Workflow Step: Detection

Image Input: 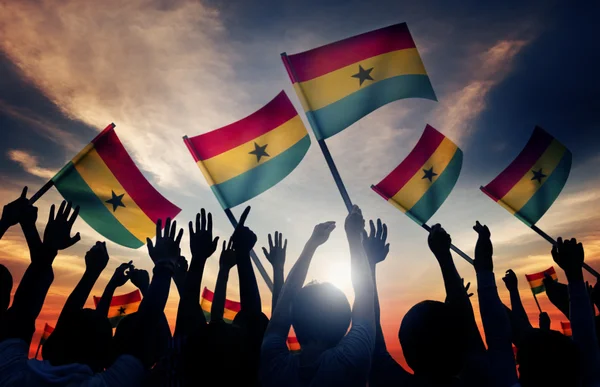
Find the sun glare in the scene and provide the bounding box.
[324,261,352,292]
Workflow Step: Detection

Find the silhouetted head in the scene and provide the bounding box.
[0,264,12,313]
[291,282,351,348]
[517,329,581,387]
[399,300,466,380]
[43,308,112,372]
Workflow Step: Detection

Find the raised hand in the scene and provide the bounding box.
[309,221,336,246]
[551,237,584,282]
[462,278,474,298]
[263,231,287,270]
[43,200,80,252]
[363,219,390,266]
[427,223,452,259]
[231,206,257,253]
[539,312,551,331]
[189,209,219,261]
[502,269,518,292]
[473,221,493,273]
[129,268,150,292]
[0,187,31,229]
[84,241,109,275]
[111,261,134,287]
[344,204,364,239]
[220,240,236,270]
[147,217,183,271]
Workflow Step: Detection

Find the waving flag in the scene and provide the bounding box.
[371,125,462,225]
[39,323,54,346]
[481,127,572,227]
[525,266,558,295]
[282,22,436,140]
[561,321,572,337]
[184,92,310,209]
[93,289,142,327]
[51,124,181,248]
[200,287,241,323]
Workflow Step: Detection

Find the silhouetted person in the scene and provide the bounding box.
[261,205,375,387]
[0,265,12,317]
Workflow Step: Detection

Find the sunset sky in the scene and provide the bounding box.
[1,0,599,366]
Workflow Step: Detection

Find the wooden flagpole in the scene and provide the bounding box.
[532,292,543,313]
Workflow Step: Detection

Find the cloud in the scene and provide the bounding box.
[7,149,56,179]
[429,39,530,145]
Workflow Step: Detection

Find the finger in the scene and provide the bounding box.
[207,212,213,233]
[64,201,73,220]
[369,220,375,238]
[268,234,273,250]
[67,206,80,226]
[20,186,28,198]
[128,260,134,266]
[238,206,251,227]
[176,228,184,245]
[57,201,67,219]
[156,219,162,239]
[170,221,177,240]
[262,247,269,259]
[228,239,234,250]
[212,236,219,249]
[279,232,283,247]
[147,238,154,252]
[275,231,279,247]
[465,282,471,292]
[222,240,226,252]
[188,221,194,238]
[66,232,81,248]
[164,218,171,239]
[376,219,382,239]
[48,204,56,222]
[384,243,390,255]
[201,208,206,231]
[284,239,288,251]
[382,224,388,242]
[195,212,200,233]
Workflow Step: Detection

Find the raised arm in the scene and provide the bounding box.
[175,209,218,336]
[56,242,109,328]
[231,206,261,315]
[0,187,31,241]
[263,232,287,313]
[543,274,570,319]
[473,221,518,387]
[96,261,133,317]
[552,237,600,385]
[172,256,188,297]
[211,240,236,323]
[502,269,532,328]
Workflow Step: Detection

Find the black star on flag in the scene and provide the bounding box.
[106,191,126,212]
[422,167,438,182]
[249,142,270,162]
[118,306,127,315]
[351,65,374,86]
[531,168,547,183]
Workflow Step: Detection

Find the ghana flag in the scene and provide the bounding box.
[51,123,181,248]
[481,126,572,227]
[184,92,310,209]
[561,321,572,337]
[93,289,142,327]
[281,22,436,140]
[39,323,54,346]
[525,266,558,295]
[371,125,462,225]
[200,287,241,323]
[287,336,301,353]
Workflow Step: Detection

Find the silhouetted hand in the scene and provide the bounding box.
[147,217,183,272]
[84,241,109,275]
[309,221,336,246]
[220,240,236,270]
[231,206,257,253]
[43,200,80,252]
[345,205,364,239]
[463,278,474,298]
[129,268,150,292]
[473,221,493,273]
[552,237,584,282]
[189,209,219,261]
[173,256,188,286]
[263,232,287,270]
[363,219,389,266]
[502,269,518,292]
[110,261,134,287]
[428,223,452,259]
[539,312,551,331]
[0,187,30,229]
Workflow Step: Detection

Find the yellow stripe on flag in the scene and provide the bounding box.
[200,298,239,321]
[498,140,566,213]
[389,138,458,211]
[73,148,156,242]
[294,48,427,112]
[199,115,307,185]
[106,300,141,319]
[527,272,558,289]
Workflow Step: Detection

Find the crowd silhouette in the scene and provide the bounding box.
[0,188,599,386]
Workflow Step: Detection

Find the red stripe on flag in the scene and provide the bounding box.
[92,124,181,224]
[201,287,242,312]
[93,289,141,307]
[482,126,554,201]
[285,23,416,82]
[43,323,54,335]
[374,125,445,197]
[525,266,556,282]
[185,92,298,161]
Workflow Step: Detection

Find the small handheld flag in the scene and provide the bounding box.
[287,336,301,353]
[200,287,241,323]
[561,321,572,337]
[371,125,462,226]
[281,22,436,140]
[525,266,558,295]
[35,323,54,359]
[41,123,181,248]
[184,91,310,210]
[481,126,571,227]
[93,289,142,327]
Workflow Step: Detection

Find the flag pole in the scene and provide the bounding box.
[183,136,273,291]
[281,52,353,212]
[34,339,42,359]
[530,224,599,278]
[29,180,55,205]
[421,224,474,265]
[223,208,274,291]
[532,292,543,313]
